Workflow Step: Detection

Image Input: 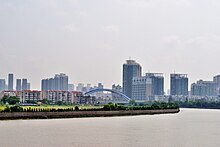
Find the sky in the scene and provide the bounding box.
[1,0,220,91]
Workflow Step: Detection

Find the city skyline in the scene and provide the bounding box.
[1,1,220,90]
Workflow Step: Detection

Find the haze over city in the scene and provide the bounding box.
[1,0,220,90]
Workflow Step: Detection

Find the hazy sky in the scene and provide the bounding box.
[1,0,220,91]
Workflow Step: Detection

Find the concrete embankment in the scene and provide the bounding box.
[0,109,180,120]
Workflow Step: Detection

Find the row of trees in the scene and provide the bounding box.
[101,102,179,111]
[177,100,220,109]
[0,102,179,113]
[1,96,19,105]
[1,106,78,113]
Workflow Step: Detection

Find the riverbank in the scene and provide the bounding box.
[0,109,179,120]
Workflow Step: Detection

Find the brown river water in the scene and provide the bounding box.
[0,108,220,147]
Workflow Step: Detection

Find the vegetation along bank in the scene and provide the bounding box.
[0,103,179,120]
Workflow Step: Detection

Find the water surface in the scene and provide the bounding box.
[0,109,220,147]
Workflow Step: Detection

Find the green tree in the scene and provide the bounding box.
[10,105,23,112]
[75,106,79,111]
[42,98,50,104]
[129,99,136,106]
[1,96,19,105]
[57,101,63,105]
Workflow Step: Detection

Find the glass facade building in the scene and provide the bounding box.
[123,60,142,98]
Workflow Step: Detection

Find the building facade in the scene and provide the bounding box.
[213,75,220,96]
[21,90,42,103]
[8,73,13,90]
[170,74,188,96]
[68,84,74,91]
[16,79,22,91]
[132,73,164,101]
[123,59,142,98]
[41,73,68,91]
[22,79,28,90]
[112,84,123,101]
[0,79,6,91]
[191,80,217,97]
[42,91,83,104]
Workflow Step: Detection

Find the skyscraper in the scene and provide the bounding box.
[27,83,31,90]
[170,74,188,96]
[41,79,48,91]
[41,73,68,91]
[191,80,216,97]
[0,79,6,91]
[132,73,164,100]
[213,75,220,95]
[8,73,13,90]
[16,79,22,91]
[123,59,142,98]
[59,73,68,91]
[145,73,164,96]
[22,78,28,90]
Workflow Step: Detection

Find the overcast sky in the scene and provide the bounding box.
[1,0,220,91]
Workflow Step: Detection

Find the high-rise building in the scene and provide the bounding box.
[132,73,164,100]
[41,79,48,91]
[0,79,6,91]
[8,73,14,90]
[41,73,68,91]
[27,83,31,90]
[59,73,68,91]
[16,79,22,91]
[48,78,55,90]
[170,74,188,96]
[191,80,217,97]
[123,59,142,98]
[145,73,164,96]
[213,75,220,95]
[22,79,28,90]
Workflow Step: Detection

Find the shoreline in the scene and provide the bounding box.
[0,109,179,120]
[180,107,220,110]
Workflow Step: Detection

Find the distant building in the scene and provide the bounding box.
[27,83,31,90]
[191,80,217,97]
[8,73,14,90]
[213,75,220,96]
[132,73,164,101]
[41,73,68,91]
[76,83,84,92]
[86,84,92,91]
[145,73,164,96]
[112,84,123,100]
[77,95,96,105]
[123,59,142,98]
[0,79,6,91]
[170,74,188,96]
[16,79,22,91]
[22,79,28,90]
[42,91,82,104]
[21,90,42,103]
[0,90,22,100]
[41,79,48,91]
[68,84,74,91]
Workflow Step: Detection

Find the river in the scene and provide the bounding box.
[0,108,220,147]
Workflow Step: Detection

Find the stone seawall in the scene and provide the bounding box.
[0,109,180,120]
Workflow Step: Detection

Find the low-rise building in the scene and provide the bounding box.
[21,90,42,103]
[42,91,83,104]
